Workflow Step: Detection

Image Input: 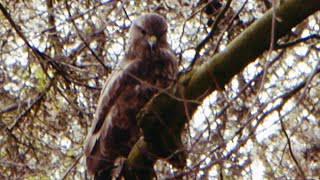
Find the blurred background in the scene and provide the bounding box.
[0,0,319,179]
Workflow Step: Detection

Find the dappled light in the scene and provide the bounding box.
[0,0,319,179]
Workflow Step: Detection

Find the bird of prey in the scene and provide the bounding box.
[84,13,178,179]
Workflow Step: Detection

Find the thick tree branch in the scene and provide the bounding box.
[122,0,320,178]
[182,0,319,100]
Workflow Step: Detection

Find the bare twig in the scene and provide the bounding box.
[279,112,305,177]
[276,34,320,49]
[0,2,95,89]
[213,0,248,54]
[61,154,83,180]
[64,0,111,73]
[8,93,45,131]
[190,0,233,67]
[0,101,28,115]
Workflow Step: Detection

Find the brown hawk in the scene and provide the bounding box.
[84,13,178,179]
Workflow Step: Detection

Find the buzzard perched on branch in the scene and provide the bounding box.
[84,13,178,179]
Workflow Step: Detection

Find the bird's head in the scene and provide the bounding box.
[127,13,169,54]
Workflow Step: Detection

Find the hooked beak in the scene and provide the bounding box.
[147,35,157,50]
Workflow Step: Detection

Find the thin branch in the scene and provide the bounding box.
[8,92,45,131]
[276,34,320,49]
[0,2,51,77]
[243,0,277,132]
[190,0,233,67]
[0,2,94,89]
[0,101,27,115]
[172,69,315,178]
[64,0,111,73]
[213,0,248,54]
[279,112,305,178]
[61,154,83,180]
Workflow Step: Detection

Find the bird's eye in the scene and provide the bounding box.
[136,25,147,35]
[139,27,146,35]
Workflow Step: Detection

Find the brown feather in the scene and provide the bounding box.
[84,13,177,179]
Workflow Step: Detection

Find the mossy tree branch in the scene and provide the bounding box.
[123,0,320,178]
